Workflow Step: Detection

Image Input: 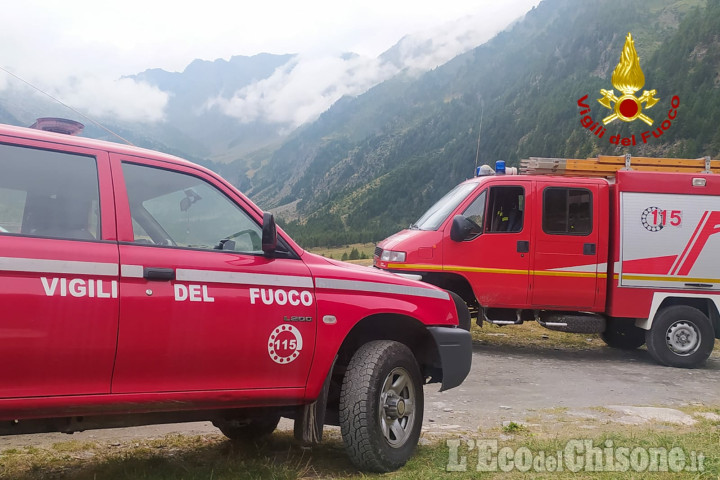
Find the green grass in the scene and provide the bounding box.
[306,242,375,265]
[471,320,605,350]
[1,413,718,479]
[502,422,528,434]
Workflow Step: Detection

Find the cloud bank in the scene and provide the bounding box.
[1,0,537,127]
[209,2,536,127]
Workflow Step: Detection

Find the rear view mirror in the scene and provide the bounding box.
[450,215,481,242]
[180,188,202,212]
[262,212,277,255]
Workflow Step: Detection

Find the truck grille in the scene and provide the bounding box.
[374,246,383,258]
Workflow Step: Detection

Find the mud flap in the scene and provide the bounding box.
[294,357,335,445]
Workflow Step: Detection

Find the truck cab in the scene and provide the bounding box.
[376,168,610,316]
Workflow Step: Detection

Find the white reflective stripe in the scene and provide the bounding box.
[548,263,606,273]
[394,273,424,282]
[316,278,450,300]
[177,268,314,288]
[0,256,118,276]
[121,264,144,278]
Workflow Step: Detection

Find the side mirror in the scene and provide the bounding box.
[262,212,277,255]
[450,215,480,242]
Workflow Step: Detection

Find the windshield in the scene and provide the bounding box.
[413,181,480,231]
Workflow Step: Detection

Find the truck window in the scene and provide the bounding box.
[487,186,524,233]
[461,190,487,232]
[542,187,592,235]
[413,181,480,231]
[0,143,100,240]
[122,162,263,253]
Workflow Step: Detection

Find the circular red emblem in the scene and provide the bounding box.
[618,97,639,119]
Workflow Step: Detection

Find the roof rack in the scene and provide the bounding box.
[520,154,718,177]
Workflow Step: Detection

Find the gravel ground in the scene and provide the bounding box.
[1,341,718,450]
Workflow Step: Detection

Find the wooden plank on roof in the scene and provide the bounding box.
[520,155,719,177]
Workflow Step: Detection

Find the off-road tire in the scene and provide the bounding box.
[213,413,281,442]
[646,305,715,368]
[601,318,646,350]
[339,340,424,472]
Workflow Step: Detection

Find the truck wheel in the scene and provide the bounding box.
[213,414,281,442]
[646,306,715,368]
[339,340,424,472]
[601,318,646,350]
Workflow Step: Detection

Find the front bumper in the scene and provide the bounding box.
[427,326,472,392]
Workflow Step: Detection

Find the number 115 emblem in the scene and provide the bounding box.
[641,207,682,232]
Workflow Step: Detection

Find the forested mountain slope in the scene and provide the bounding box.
[249,0,717,246]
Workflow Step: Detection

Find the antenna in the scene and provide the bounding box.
[474,98,484,171]
[0,65,135,146]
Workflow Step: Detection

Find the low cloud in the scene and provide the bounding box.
[0,10,169,125]
[50,77,169,123]
[391,3,531,72]
[209,54,398,127]
[0,70,169,124]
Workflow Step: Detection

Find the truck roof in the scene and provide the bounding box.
[470,172,610,186]
[0,123,196,170]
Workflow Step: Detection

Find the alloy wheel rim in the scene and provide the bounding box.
[379,367,416,448]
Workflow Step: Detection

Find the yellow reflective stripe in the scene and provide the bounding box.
[388,263,607,279]
[534,270,605,278]
[387,263,443,271]
[449,266,527,275]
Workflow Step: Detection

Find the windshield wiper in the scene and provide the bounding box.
[409,223,419,230]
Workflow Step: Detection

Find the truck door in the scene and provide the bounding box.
[0,142,118,398]
[110,157,316,393]
[443,181,531,307]
[531,182,599,309]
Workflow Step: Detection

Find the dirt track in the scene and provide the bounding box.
[2,341,717,449]
[423,341,720,434]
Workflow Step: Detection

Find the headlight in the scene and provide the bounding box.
[380,250,406,262]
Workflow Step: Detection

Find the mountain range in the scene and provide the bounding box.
[1,0,718,248]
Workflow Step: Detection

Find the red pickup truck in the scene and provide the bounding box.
[0,122,472,472]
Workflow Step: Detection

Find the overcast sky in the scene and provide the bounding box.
[1,1,540,124]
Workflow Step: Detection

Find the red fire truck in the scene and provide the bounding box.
[0,122,472,472]
[375,155,720,368]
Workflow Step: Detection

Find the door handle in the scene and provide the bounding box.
[583,243,596,255]
[517,240,529,253]
[143,267,175,281]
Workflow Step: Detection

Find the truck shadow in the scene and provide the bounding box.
[4,432,361,480]
[470,340,720,370]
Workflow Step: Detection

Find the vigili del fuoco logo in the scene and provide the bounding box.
[576,33,679,146]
